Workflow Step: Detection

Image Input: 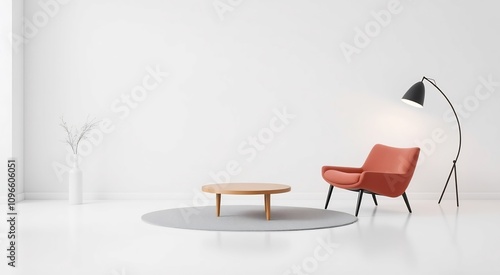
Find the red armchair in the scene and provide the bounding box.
[322,144,420,216]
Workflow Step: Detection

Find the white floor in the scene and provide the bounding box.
[1,199,499,275]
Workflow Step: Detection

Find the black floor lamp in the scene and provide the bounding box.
[401,77,461,207]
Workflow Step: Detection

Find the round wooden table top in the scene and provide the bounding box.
[202,183,291,195]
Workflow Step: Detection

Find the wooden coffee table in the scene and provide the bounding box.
[202,183,291,220]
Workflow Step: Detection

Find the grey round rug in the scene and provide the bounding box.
[141,205,357,231]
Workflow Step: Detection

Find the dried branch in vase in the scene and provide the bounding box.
[59,116,100,155]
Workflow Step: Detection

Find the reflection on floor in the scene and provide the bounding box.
[0,199,498,275]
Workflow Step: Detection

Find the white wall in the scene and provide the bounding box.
[0,2,13,197]
[13,0,24,199]
[23,0,500,199]
[1,0,24,201]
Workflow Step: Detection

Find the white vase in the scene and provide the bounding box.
[69,154,83,205]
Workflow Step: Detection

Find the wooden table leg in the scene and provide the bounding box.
[216,193,221,217]
[264,194,271,220]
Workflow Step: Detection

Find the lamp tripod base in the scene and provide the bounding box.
[438,160,459,207]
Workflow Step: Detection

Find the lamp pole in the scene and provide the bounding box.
[422,77,462,207]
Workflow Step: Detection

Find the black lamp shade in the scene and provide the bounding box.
[402,81,425,108]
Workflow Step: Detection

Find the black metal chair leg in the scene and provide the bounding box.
[371,194,378,206]
[355,190,364,217]
[324,185,334,209]
[402,192,412,213]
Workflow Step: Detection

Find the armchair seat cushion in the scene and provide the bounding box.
[323,170,361,185]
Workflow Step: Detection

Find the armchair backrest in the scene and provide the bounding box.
[362,144,420,175]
